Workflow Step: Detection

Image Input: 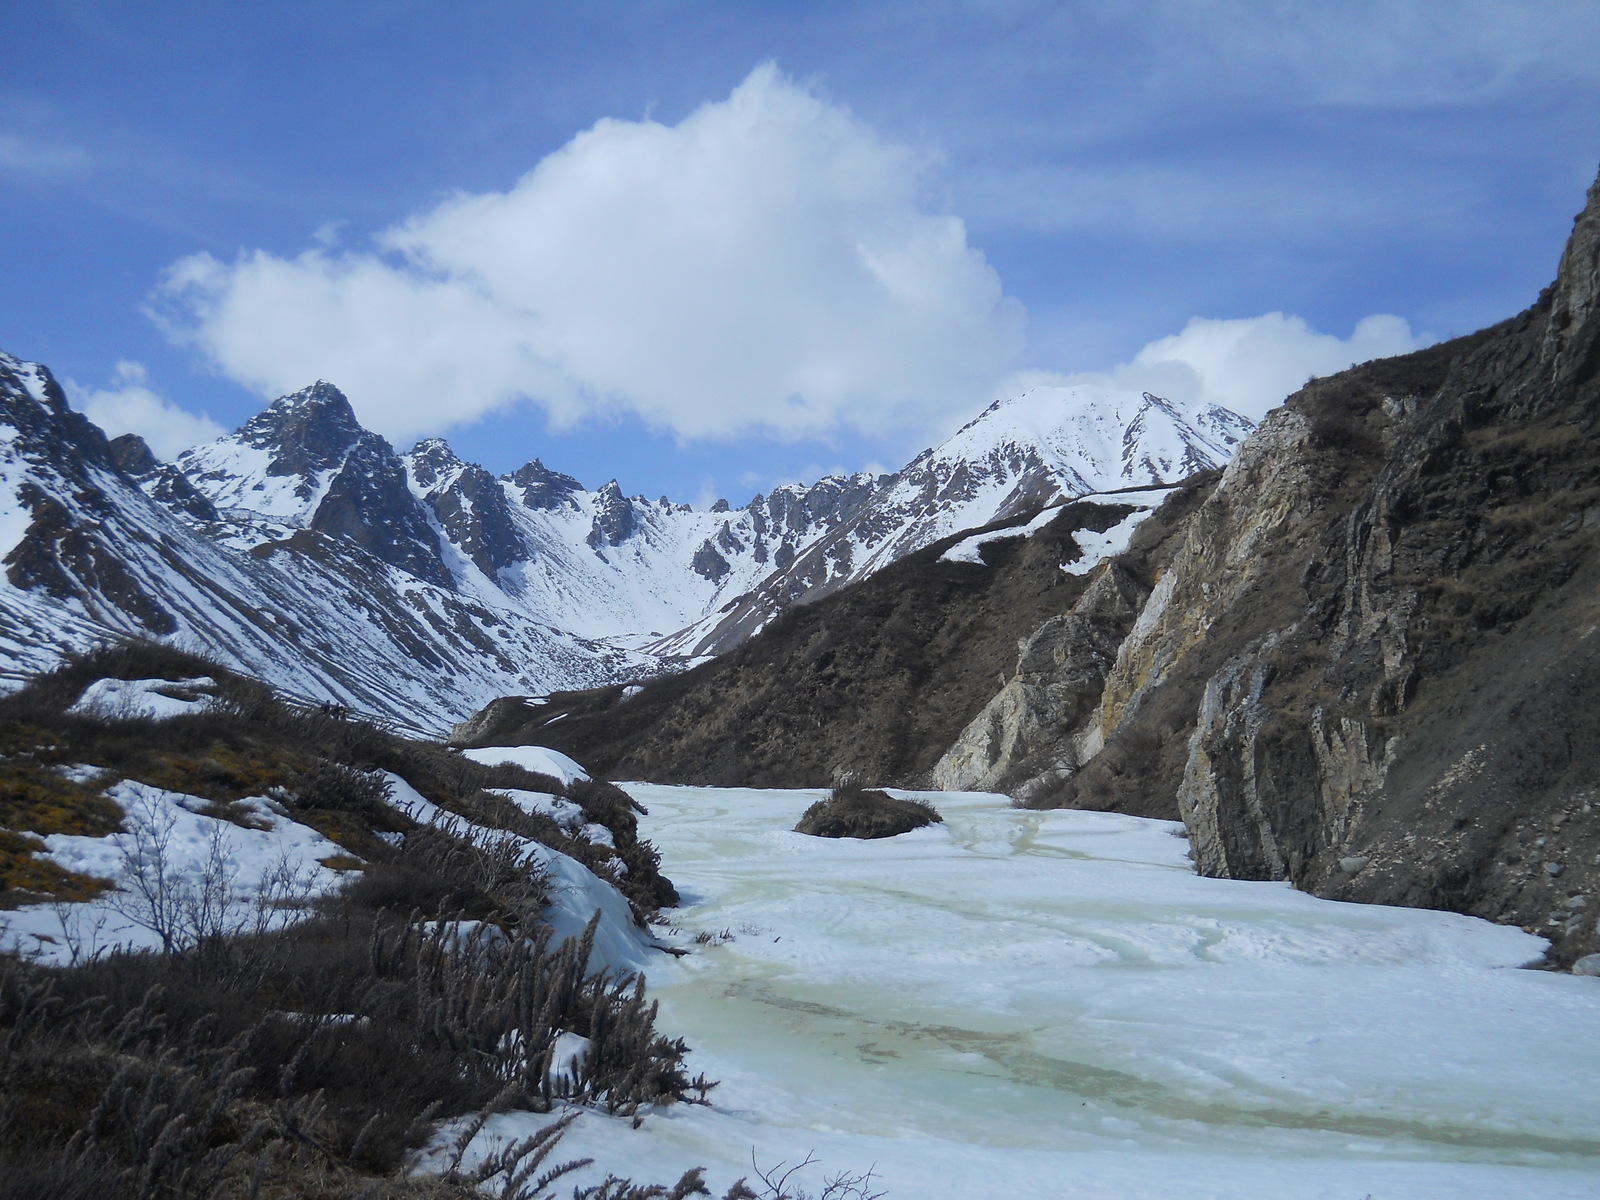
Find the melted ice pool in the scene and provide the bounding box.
[467,787,1600,1198]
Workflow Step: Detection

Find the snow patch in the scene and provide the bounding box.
[68,676,215,720]
[547,1031,591,1088]
[381,772,648,976]
[1059,509,1151,575]
[463,745,590,786]
[940,506,1064,564]
[1,779,350,964]
[490,787,586,831]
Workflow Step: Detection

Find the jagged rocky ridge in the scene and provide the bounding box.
[484,170,1600,965]
[0,351,1247,727]
[0,359,648,729]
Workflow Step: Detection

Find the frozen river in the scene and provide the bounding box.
[475,786,1600,1198]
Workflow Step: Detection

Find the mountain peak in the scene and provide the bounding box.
[587,480,637,549]
[505,458,583,511]
[236,381,364,475]
[410,435,457,457]
[108,432,160,476]
[406,437,465,491]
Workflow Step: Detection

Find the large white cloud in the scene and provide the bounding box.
[985,312,1430,431]
[154,63,1025,445]
[72,361,225,460]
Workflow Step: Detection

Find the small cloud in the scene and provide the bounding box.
[693,479,725,512]
[312,220,346,248]
[996,312,1432,426]
[71,362,226,460]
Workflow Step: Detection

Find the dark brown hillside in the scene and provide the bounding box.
[453,484,1213,788]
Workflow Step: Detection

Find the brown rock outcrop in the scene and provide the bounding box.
[1014,170,1600,965]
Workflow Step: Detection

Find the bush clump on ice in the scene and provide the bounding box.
[795,776,942,839]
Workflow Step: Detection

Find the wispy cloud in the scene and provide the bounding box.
[0,131,90,181]
[861,1,1600,245]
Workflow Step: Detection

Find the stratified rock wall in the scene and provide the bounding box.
[986,170,1600,964]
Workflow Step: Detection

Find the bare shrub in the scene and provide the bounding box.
[795,779,941,840]
[294,758,393,819]
[0,643,726,1196]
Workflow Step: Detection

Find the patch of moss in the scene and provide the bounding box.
[318,854,367,872]
[0,759,123,837]
[130,746,299,805]
[0,830,113,907]
[294,809,386,859]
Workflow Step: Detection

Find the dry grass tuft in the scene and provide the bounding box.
[794,776,942,840]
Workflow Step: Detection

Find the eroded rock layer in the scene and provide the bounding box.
[1012,174,1600,963]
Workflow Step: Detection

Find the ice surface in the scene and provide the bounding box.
[446,786,1600,1198]
[462,745,590,786]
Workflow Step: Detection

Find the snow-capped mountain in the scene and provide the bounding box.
[0,347,1250,726]
[0,354,653,727]
[169,383,877,650]
[655,384,1253,655]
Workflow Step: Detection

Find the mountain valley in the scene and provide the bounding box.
[475,172,1600,972]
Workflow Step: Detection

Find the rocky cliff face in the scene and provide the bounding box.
[407,438,528,578]
[931,560,1152,798]
[987,172,1600,965]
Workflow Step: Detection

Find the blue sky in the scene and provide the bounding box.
[2,1,1597,505]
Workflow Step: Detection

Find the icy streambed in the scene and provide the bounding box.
[465,787,1600,1198]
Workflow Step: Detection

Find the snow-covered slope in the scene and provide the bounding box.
[1,347,1251,721]
[404,436,880,648]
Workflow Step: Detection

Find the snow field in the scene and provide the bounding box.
[462,744,590,786]
[67,675,216,719]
